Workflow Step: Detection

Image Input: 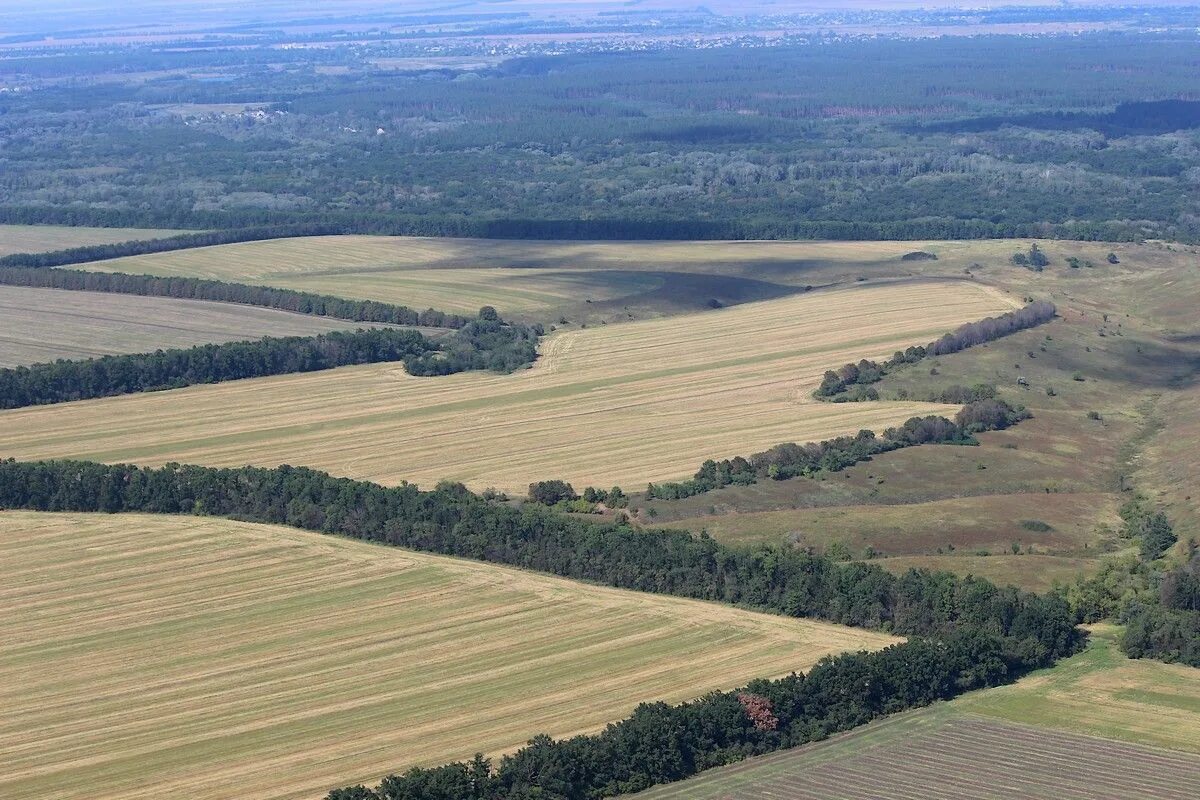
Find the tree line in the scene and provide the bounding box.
[816,301,1057,399]
[0,266,472,329]
[0,457,1080,799]
[646,399,1028,500]
[1061,496,1198,667]
[328,628,1071,800]
[0,206,1154,245]
[0,315,540,409]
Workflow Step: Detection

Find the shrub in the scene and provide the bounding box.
[528,480,577,505]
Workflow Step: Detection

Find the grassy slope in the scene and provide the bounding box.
[0,511,896,800]
[0,224,187,257]
[648,240,1200,590]
[956,625,1200,752]
[0,280,1009,493]
[0,285,401,367]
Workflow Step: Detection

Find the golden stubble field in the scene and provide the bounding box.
[0,511,899,800]
[73,234,1033,316]
[0,285,396,367]
[78,233,1184,321]
[0,280,1016,493]
[0,224,187,257]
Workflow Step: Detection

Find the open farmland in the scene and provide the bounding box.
[636,706,1200,800]
[0,286,400,367]
[0,224,187,257]
[79,235,1191,323]
[0,511,897,800]
[956,625,1200,753]
[641,628,1200,797]
[0,281,1014,493]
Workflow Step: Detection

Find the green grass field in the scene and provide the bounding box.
[0,224,187,257]
[0,285,397,367]
[0,511,896,800]
[955,624,1200,752]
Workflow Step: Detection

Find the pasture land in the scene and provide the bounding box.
[637,704,1200,800]
[647,247,1200,591]
[0,224,186,257]
[0,286,397,367]
[669,493,1117,591]
[956,624,1200,753]
[0,281,1013,493]
[78,234,1171,321]
[0,511,896,800]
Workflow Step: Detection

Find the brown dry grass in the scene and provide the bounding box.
[0,224,186,257]
[0,285,394,367]
[0,281,1014,493]
[0,511,896,800]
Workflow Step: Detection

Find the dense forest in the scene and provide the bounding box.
[0,315,540,408]
[2,33,1199,240]
[0,457,1080,798]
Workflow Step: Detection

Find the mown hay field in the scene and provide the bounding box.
[0,281,1016,493]
[0,286,398,367]
[0,224,187,257]
[0,511,897,800]
[636,706,1200,800]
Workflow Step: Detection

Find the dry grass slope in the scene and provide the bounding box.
[0,224,187,257]
[0,281,1014,493]
[0,511,897,800]
[0,286,398,367]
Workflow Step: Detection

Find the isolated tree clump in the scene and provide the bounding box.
[527,480,578,506]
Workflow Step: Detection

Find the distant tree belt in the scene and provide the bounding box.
[0,317,540,408]
[0,457,1082,799]
[0,223,341,268]
[0,205,1150,245]
[646,399,1029,501]
[816,301,1057,400]
[0,267,470,329]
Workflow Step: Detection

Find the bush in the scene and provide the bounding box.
[528,480,577,505]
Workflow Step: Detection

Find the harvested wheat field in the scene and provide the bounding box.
[0,281,1015,493]
[0,511,897,800]
[0,286,396,367]
[0,224,186,257]
[77,234,1081,316]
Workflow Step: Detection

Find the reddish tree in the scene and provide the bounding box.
[736,692,779,732]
